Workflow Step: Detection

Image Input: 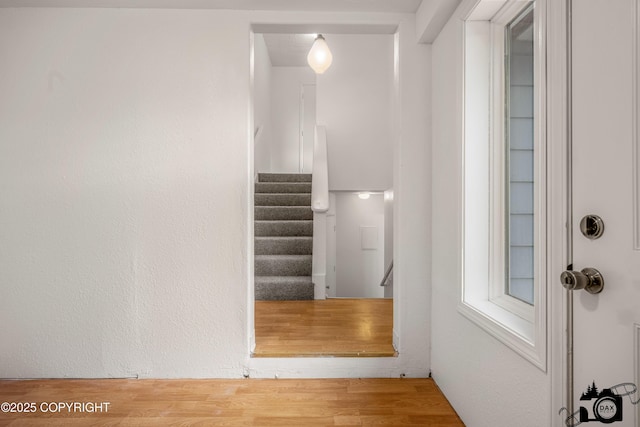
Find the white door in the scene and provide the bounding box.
[569,0,640,425]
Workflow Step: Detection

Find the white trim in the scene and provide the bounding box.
[547,0,570,422]
[248,30,257,355]
[247,15,429,379]
[488,2,537,322]
[635,0,640,251]
[460,0,547,371]
[635,324,640,426]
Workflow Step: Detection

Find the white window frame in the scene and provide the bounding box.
[490,2,536,321]
[460,0,547,371]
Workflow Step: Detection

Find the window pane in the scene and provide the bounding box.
[506,4,534,305]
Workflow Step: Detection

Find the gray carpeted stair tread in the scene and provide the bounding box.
[255,220,313,237]
[254,193,312,207]
[255,206,313,221]
[258,173,312,183]
[255,254,312,276]
[255,236,313,255]
[255,182,312,194]
[255,276,313,285]
[255,276,314,300]
[254,172,314,301]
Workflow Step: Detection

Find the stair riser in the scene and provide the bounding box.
[258,173,312,183]
[255,221,313,237]
[255,207,313,221]
[255,194,311,207]
[255,258,312,276]
[255,282,314,301]
[255,238,313,255]
[255,183,312,194]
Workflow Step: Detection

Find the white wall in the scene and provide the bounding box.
[334,193,385,298]
[0,7,431,381]
[316,34,393,191]
[430,3,550,425]
[253,33,273,176]
[0,7,250,378]
[270,66,315,173]
[390,18,432,372]
[383,189,394,298]
[301,84,316,173]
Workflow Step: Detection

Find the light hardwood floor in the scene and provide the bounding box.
[0,378,464,426]
[254,298,395,357]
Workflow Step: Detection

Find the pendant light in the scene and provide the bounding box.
[307,34,333,74]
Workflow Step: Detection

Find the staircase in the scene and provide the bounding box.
[254,173,314,300]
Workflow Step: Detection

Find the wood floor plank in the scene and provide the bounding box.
[0,378,464,426]
[254,298,396,357]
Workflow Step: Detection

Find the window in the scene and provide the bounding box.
[505,5,535,305]
[461,0,546,370]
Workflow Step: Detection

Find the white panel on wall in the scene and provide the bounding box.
[360,226,378,250]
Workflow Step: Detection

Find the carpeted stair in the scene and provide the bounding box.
[255,173,314,300]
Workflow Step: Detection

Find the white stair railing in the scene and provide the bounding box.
[311,125,329,299]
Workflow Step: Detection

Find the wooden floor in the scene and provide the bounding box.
[0,378,464,426]
[254,298,396,357]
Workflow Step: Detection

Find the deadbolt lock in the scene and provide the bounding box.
[560,267,604,294]
[580,214,605,239]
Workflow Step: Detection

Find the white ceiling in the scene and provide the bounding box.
[0,0,423,13]
[262,33,317,67]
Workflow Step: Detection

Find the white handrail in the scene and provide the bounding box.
[311,125,329,213]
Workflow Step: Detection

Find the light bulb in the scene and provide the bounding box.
[307,34,333,74]
[358,192,370,200]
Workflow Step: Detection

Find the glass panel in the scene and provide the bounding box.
[506,4,535,305]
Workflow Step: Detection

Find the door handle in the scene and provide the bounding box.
[560,267,604,294]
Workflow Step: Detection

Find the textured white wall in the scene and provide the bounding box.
[430,3,550,425]
[316,34,393,192]
[0,7,432,381]
[253,34,273,176]
[334,193,385,298]
[0,7,250,378]
[270,66,315,173]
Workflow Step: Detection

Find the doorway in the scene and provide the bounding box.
[251,29,395,358]
[327,191,390,298]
